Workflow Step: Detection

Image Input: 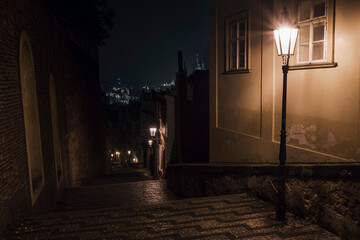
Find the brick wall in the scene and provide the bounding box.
[0,0,106,233]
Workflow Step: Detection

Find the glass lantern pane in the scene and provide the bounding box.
[273,30,281,55]
[300,0,311,21]
[299,44,309,62]
[300,25,310,44]
[290,28,298,55]
[314,0,326,17]
[313,42,324,60]
[313,23,324,41]
[279,28,291,55]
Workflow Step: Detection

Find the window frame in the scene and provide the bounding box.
[225,10,251,73]
[290,0,336,69]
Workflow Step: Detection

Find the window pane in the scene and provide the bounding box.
[230,41,237,69]
[299,44,309,62]
[313,23,324,41]
[239,40,245,55]
[314,0,326,17]
[239,54,245,68]
[300,25,310,44]
[231,23,237,39]
[239,21,246,37]
[300,1,311,21]
[313,42,324,60]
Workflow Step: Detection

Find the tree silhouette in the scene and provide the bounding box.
[48,0,115,46]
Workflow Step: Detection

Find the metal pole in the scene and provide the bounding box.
[276,55,289,221]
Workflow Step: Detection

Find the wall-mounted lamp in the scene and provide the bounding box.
[148,139,153,147]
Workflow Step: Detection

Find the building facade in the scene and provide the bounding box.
[141,90,176,179]
[210,0,360,165]
[207,0,360,238]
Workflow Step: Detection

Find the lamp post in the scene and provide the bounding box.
[273,7,299,221]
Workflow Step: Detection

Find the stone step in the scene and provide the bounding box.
[9,193,340,240]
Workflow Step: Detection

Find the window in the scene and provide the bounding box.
[225,11,249,72]
[296,0,334,65]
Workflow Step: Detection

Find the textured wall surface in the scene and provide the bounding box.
[0,0,106,234]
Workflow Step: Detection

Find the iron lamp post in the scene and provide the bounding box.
[273,7,299,221]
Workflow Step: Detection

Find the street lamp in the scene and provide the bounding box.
[273,7,299,221]
[127,150,131,155]
[148,139,153,147]
[149,127,157,137]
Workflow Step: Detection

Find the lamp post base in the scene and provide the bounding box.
[276,165,286,221]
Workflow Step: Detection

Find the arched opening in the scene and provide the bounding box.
[19,31,45,205]
[49,74,63,188]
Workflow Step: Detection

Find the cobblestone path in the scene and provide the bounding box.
[56,180,179,211]
[10,193,340,240]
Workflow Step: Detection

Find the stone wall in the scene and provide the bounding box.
[0,0,106,234]
[167,164,360,240]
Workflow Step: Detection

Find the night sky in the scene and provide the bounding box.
[99,0,209,92]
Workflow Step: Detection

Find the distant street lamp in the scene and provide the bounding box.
[273,7,299,221]
[148,139,153,147]
[149,127,157,138]
[127,150,131,155]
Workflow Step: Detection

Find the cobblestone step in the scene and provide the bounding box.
[10,193,340,240]
[56,180,178,211]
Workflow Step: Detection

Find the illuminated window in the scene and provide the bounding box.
[225,10,249,72]
[296,0,334,64]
